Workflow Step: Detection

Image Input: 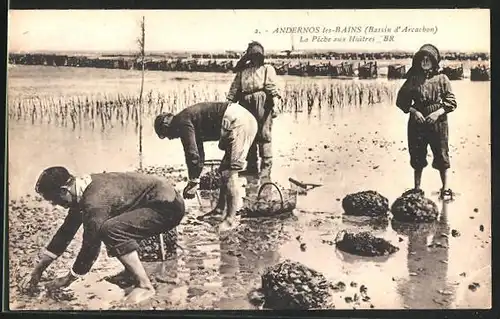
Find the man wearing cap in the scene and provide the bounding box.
[154,101,257,231]
[20,167,185,304]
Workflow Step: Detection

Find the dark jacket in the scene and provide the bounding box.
[45,172,181,275]
[168,102,230,180]
[396,45,457,118]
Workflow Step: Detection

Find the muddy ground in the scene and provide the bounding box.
[8,67,491,310]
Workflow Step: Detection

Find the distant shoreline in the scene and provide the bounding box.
[7,49,491,81]
[7,49,491,59]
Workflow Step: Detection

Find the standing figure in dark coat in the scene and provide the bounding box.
[396,44,457,199]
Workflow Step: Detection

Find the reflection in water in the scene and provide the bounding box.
[337,212,393,264]
[199,190,219,210]
[147,256,180,306]
[341,215,390,232]
[393,200,456,309]
[150,255,180,286]
[218,234,244,309]
[334,247,396,265]
[215,176,282,309]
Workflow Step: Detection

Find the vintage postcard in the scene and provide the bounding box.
[7,9,491,311]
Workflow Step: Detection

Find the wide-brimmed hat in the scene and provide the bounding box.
[412,43,440,68]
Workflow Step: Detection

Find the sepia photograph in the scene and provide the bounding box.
[6,9,491,311]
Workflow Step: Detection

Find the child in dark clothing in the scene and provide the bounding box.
[396,44,457,199]
[20,167,185,304]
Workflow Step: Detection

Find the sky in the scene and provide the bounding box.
[8,9,490,53]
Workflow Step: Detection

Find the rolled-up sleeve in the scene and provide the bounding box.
[396,79,413,113]
[440,75,457,113]
[227,72,242,102]
[45,208,82,258]
[264,65,281,98]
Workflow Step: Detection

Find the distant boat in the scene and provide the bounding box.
[470,65,490,81]
[387,64,406,79]
[442,64,464,80]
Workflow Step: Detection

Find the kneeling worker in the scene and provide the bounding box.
[21,167,185,304]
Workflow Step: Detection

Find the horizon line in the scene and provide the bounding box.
[7,48,491,55]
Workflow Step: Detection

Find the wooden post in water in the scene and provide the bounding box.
[138,16,146,169]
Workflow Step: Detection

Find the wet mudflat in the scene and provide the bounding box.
[8,69,490,310]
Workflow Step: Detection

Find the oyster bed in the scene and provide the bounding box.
[391,193,439,223]
[342,191,389,217]
[260,259,332,309]
[137,229,179,262]
[334,231,399,257]
[199,170,222,190]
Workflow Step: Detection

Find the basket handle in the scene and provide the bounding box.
[204,159,222,167]
[204,159,222,173]
[257,182,284,211]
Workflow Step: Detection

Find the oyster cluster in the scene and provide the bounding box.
[335,231,399,257]
[260,259,331,309]
[391,192,439,223]
[199,170,222,190]
[342,191,389,217]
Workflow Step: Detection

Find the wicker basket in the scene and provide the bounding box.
[199,159,222,191]
[240,182,297,218]
[137,228,178,262]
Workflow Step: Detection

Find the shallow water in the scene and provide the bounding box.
[7,66,491,310]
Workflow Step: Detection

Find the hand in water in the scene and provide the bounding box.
[183,181,199,199]
[20,269,43,294]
